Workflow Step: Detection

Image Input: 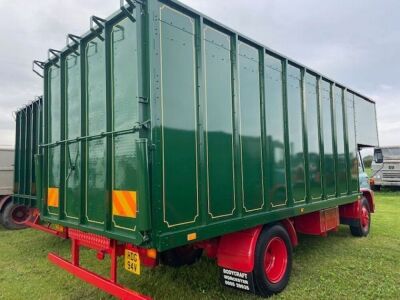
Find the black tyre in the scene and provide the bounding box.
[253,224,293,297]
[160,245,203,267]
[1,201,29,230]
[0,210,4,227]
[350,197,371,237]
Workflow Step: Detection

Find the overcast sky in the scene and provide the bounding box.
[0,0,399,148]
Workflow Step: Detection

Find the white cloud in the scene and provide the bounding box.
[0,0,399,148]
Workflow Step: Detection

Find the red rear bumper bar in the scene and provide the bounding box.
[47,228,152,300]
[25,209,68,238]
[48,253,150,300]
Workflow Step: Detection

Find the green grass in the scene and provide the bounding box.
[1,192,399,300]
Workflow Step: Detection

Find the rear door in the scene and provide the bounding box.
[42,7,150,243]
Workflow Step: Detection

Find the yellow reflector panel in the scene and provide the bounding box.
[187,232,197,241]
[112,190,137,218]
[47,187,59,208]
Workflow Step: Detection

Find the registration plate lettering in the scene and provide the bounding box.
[125,249,140,275]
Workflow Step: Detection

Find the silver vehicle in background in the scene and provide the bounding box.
[371,146,400,190]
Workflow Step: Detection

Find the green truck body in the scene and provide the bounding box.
[13,98,43,208]
[11,1,380,297]
[30,0,377,252]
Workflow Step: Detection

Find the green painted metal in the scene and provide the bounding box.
[27,0,377,251]
[13,97,43,207]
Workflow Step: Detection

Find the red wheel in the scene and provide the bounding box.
[1,201,29,230]
[11,205,30,224]
[253,224,292,297]
[360,205,370,231]
[350,197,371,237]
[264,237,288,284]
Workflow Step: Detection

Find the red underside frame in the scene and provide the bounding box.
[217,226,263,273]
[25,209,68,238]
[294,207,340,236]
[217,220,298,273]
[48,228,152,300]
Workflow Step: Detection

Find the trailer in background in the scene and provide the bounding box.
[12,0,380,298]
[0,147,17,228]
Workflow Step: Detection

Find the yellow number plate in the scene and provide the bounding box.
[124,249,140,275]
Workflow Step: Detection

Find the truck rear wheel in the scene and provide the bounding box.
[253,224,292,297]
[350,198,371,237]
[1,201,29,230]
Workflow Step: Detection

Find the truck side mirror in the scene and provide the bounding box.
[374,151,383,163]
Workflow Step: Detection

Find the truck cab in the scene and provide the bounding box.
[371,146,400,190]
[358,151,370,189]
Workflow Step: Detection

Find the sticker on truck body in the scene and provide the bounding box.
[219,268,255,293]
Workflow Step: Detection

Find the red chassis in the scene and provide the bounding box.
[20,194,373,299]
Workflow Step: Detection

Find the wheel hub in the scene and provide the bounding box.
[361,206,369,230]
[11,205,30,224]
[264,237,288,283]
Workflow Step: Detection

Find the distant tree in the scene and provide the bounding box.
[363,155,373,168]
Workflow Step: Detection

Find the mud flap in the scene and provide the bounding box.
[219,267,256,293]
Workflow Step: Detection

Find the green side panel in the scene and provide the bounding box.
[49,67,61,142]
[334,86,347,195]
[287,65,305,203]
[14,112,21,194]
[66,53,81,140]
[264,54,287,208]
[111,16,140,232]
[159,5,199,227]
[65,51,81,220]
[204,25,235,219]
[19,111,26,195]
[13,100,40,208]
[48,66,61,215]
[346,92,359,192]
[305,73,322,201]
[86,36,106,226]
[238,42,264,212]
[31,103,38,195]
[321,80,335,197]
[25,107,32,195]
[354,95,379,147]
[65,142,80,220]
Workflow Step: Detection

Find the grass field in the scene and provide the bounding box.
[1,191,399,300]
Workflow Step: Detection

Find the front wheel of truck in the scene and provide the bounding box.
[253,224,293,297]
[350,197,371,237]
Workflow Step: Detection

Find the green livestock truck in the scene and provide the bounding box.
[12,0,379,298]
[8,98,47,231]
[1,99,45,230]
